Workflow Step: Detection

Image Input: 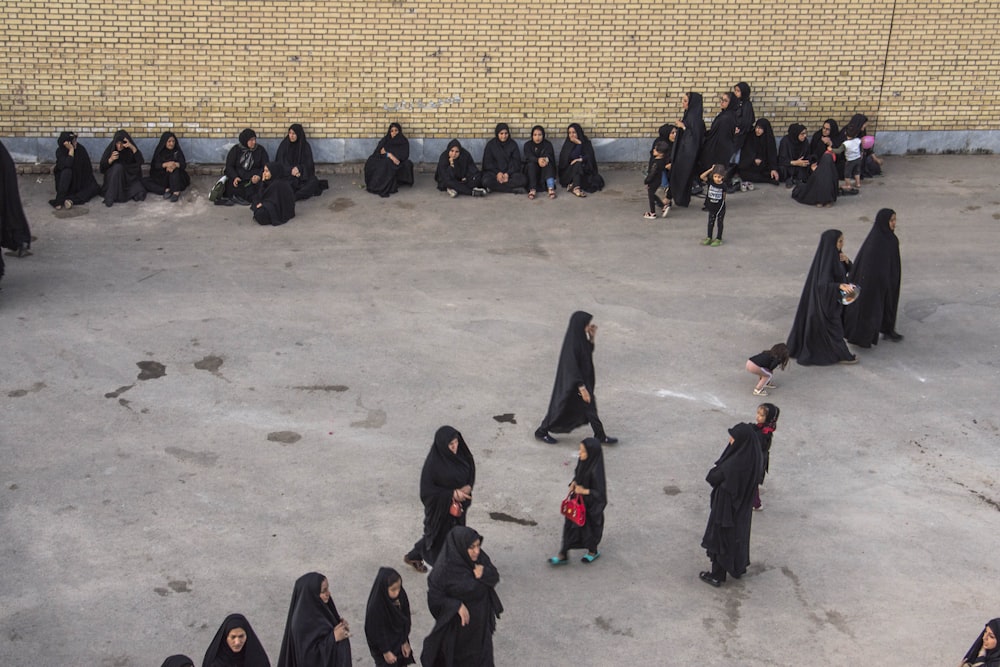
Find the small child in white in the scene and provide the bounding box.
[746,343,790,396]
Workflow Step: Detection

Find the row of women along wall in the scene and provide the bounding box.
[2,0,999,160]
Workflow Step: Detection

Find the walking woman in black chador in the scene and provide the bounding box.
[535,311,617,445]
[275,124,328,200]
[844,208,904,347]
[1,139,32,274]
[699,422,764,587]
[961,618,1000,667]
[50,131,100,209]
[557,123,604,196]
[364,123,412,198]
[202,613,271,667]
[548,437,607,565]
[364,567,415,667]
[669,92,705,207]
[786,229,858,365]
[99,129,146,206]
[143,131,190,202]
[420,526,502,667]
[403,426,475,573]
[276,572,352,667]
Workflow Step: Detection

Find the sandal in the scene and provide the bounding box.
[403,555,428,574]
[753,388,768,396]
[528,189,536,200]
[548,189,556,199]
[581,551,601,563]
[643,212,657,220]
[548,555,569,566]
[572,187,587,198]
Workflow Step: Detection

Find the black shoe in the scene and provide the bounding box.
[232,195,250,206]
[534,431,557,444]
[170,193,180,203]
[598,436,618,445]
[884,331,904,342]
[699,571,723,587]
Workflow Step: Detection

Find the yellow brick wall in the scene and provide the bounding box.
[1,0,997,139]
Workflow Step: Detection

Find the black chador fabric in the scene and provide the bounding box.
[792,151,839,206]
[162,656,195,667]
[786,229,855,365]
[99,129,146,204]
[364,123,413,198]
[481,123,527,193]
[844,209,901,347]
[144,131,191,194]
[777,123,810,184]
[277,572,352,667]
[560,438,607,554]
[809,118,841,164]
[51,132,100,207]
[522,125,557,192]
[732,82,755,152]
[557,123,604,193]
[538,311,603,436]
[224,129,269,200]
[252,164,296,226]
[736,118,778,184]
[698,94,737,172]
[421,527,502,667]
[410,426,476,567]
[364,568,415,667]
[0,139,32,273]
[701,423,764,579]
[962,618,1000,667]
[275,124,328,200]
[668,92,705,207]
[202,613,271,667]
[434,139,482,196]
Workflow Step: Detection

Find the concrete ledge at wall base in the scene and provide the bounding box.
[4,131,998,169]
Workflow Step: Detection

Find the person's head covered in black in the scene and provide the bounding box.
[363,567,414,666]
[161,656,195,667]
[202,613,270,667]
[277,572,351,667]
[574,437,607,510]
[420,425,475,505]
[962,618,1000,667]
[843,208,901,347]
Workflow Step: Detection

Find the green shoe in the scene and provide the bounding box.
[700,237,712,245]
[710,238,723,247]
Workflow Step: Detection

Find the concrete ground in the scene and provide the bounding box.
[1,156,998,667]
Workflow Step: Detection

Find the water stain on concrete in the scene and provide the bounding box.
[492,413,516,424]
[329,197,355,212]
[488,511,537,526]
[963,205,981,212]
[136,360,166,380]
[663,485,681,496]
[904,298,941,322]
[52,206,88,219]
[194,355,225,377]
[164,447,219,466]
[8,381,46,398]
[268,431,302,444]
[993,212,1000,220]
[395,201,416,210]
[488,244,549,258]
[168,579,192,593]
[105,384,134,399]
[294,384,349,392]
[351,397,386,429]
[55,505,77,515]
[285,261,293,268]
[118,398,132,410]
[154,587,170,596]
[594,616,634,637]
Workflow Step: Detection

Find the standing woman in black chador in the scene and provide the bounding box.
[221,129,268,205]
[50,131,100,209]
[731,82,755,162]
[844,208,904,346]
[251,163,296,226]
[364,567,415,667]
[420,526,502,667]
[697,92,738,176]
[960,618,1000,667]
[99,129,146,207]
[699,422,764,587]
[202,613,271,667]
[786,229,858,366]
[535,311,618,445]
[522,125,558,199]
[143,131,190,202]
[275,124,327,200]
[548,437,607,565]
[364,122,412,198]
[0,139,32,273]
[791,150,839,207]
[668,91,705,207]
[481,122,527,194]
[736,118,779,185]
[557,123,604,196]
[403,425,476,574]
[277,572,351,667]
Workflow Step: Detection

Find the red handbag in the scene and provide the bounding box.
[450,500,464,517]
[560,492,586,526]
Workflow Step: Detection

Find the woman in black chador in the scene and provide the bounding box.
[698,92,738,175]
[420,526,502,667]
[202,613,271,667]
[481,123,527,194]
[50,132,101,209]
[736,118,779,185]
[1,139,32,276]
[99,129,146,207]
[668,92,705,207]
[786,229,858,365]
[699,422,764,587]
[535,311,617,445]
[276,572,352,667]
[364,123,413,198]
[251,163,296,226]
[557,123,604,196]
[960,618,1000,667]
[403,426,476,573]
[778,123,811,187]
[143,131,190,202]
[844,208,903,347]
[222,129,268,205]
[522,125,557,199]
[434,139,485,197]
[792,150,839,207]
[364,567,415,667]
[548,437,607,565]
[275,124,328,200]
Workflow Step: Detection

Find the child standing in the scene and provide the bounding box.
[644,140,671,219]
[838,126,863,192]
[752,403,780,511]
[746,342,790,396]
[699,164,727,246]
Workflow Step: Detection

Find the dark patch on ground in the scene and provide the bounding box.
[963,205,981,212]
[268,431,302,444]
[488,511,537,526]
[194,355,224,374]
[663,485,681,496]
[136,360,166,380]
[52,206,88,219]
[118,398,132,410]
[105,384,134,399]
[395,201,416,210]
[294,384,349,392]
[164,447,219,466]
[8,381,46,398]
[168,579,191,593]
[492,413,516,424]
[594,616,634,637]
[329,197,355,212]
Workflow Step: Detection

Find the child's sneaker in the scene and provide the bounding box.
[710,238,723,247]
[700,237,712,245]
[661,205,670,218]
[753,388,768,396]
[764,382,777,389]
[643,211,657,219]
[446,188,458,198]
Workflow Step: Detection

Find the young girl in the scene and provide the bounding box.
[364,567,415,666]
[752,403,780,511]
[699,164,727,246]
[746,343,790,396]
[643,139,670,219]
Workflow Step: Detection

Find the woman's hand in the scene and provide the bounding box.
[333,620,350,642]
[291,166,301,177]
[108,151,119,163]
[401,642,412,658]
[538,157,548,167]
[571,158,583,165]
[388,153,400,165]
[458,603,470,626]
[473,564,484,579]
[676,120,686,130]
[383,651,398,664]
[578,386,591,404]
[251,174,261,184]
[453,486,472,502]
[839,283,855,295]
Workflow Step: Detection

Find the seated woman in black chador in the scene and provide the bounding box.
[251,163,296,226]
[1,139,32,262]
[522,125,558,199]
[364,123,413,198]
[222,129,268,205]
[50,132,101,209]
[844,208,903,347]
[481,123,527,194]
[275,124,328,200]
[558,123,604,196]
[778,123,811,187]
[420,526,502,667]
[792,150,839,207]
[960,618,1000,667]
[277,572,352,667]
[786,228,858,365]
[809,118,841,164]
[548,437,607,565]
[364,567,415,667]
[699,422,763,587]
[736,118,779,185]
[142,132,189,202]
[434,139,486,197]
[99,130,146,207]
[202,613,271,667]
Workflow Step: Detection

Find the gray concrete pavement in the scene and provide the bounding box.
[2,156,999,666]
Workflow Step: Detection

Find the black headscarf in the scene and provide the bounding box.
[669,92,705,207]
[732,82,755,148]
[99,129,143,177]
[52,132,100,205]
[699,91,738,171]
[962,618,1000,667]
[786,229,856,365]
[573,437,607,513]
[809,118,841,162]
[844,209,901,347]
[364,568,415,667]
[539,311,597,433]
[237,129,260,171]
[0,139,31,261]
[373,123,409,163]
[557,123,604,192]
[202,613,270,667]
[274,124,318,180]
[754,403,780,477]
[523,125,556,163]
[162,656,195,667]
[792,150,839,206]
[276,572,351,667]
